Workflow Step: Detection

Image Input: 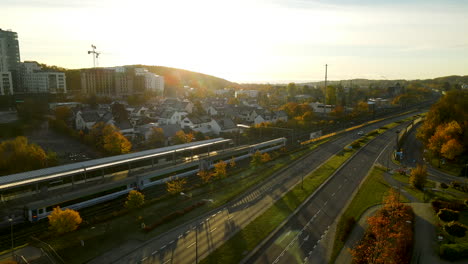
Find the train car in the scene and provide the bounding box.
[24,179,135,222]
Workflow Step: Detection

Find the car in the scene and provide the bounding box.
[357,131,364,136]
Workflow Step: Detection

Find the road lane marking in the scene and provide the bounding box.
[338,184,342,189]
[169,240,174,244]
[243,205,249,209]
[141,257,148,262]
[160,245,166,250]
[228,215,233,220]
[162,259,171,264]
[151,251,158,256]
[210,227,217,233]
[324,201,328,206]
[187,242,196,248]
[331,192,335,197]
[178,234,183,239]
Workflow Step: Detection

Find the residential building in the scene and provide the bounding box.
[81,68,115,96]
[309,102,335,113]
[20,61,67,93]
[0,28,20,93]
[235,90,259,98]
[0,72,13,95]
[135,68,164,93]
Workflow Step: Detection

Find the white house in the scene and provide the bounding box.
[181,115,214,134]
[158,110,187,125]
[309,102,334,113]
[75,110,100,130]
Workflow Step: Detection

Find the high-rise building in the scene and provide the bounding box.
[0,28,20,94]
[20,61,67,94]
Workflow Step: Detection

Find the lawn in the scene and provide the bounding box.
[330,166,399,263]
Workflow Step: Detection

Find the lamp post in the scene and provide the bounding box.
[8,218,13,259]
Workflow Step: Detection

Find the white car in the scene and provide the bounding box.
[357,131,364,136]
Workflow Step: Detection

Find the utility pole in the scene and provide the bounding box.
[324,64,328,114]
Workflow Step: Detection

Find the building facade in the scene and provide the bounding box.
[20,62,67,93]
[81,67,164,97]
[0,29,20,94]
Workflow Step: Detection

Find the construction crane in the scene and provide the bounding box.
[87,44,101,68]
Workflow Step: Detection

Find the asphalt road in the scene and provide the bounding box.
[247,122,404,264]
[90,111,425,264]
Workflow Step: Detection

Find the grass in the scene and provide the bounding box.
[200,146,357,263]
[330,166,403,263]
[46,141,331,263]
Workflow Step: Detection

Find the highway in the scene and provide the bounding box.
[90,111,425,264]
[247,121,405,264]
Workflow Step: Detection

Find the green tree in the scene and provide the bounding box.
[125,190,145,209]
[48,206,83,234]
[287,82,297,97]
[409,164,427,190]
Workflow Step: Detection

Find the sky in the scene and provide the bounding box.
[2,0,468,83]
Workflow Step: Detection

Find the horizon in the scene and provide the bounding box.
[2,0,468,83]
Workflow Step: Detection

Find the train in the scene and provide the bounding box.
[22,137,287,222]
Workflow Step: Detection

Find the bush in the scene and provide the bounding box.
[340,217,356,242]
[445,222,467,238]
[450,181,468,193]
[432,199,466,213]
[438,208,460,222]
[440,243,468,261]
[440,182,449,189]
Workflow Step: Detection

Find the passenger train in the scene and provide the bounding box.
[22,137,287,222]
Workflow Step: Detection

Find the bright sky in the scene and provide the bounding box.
[2,0,468,83]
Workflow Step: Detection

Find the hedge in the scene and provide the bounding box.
[438,208,460,222]
[440,243,468,261]
[445,221,467,238]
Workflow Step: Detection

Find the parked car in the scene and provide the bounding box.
[357,131,364,136]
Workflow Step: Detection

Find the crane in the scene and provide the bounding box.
[87,44,101,68]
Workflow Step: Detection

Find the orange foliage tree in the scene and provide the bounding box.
[48,207,83,234]
[351,189,414,264]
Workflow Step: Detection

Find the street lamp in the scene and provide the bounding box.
[8,218,13,259]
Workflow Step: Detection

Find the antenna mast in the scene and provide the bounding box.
[324,64,328,112]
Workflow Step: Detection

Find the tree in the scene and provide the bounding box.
[0,136,57,176]
[172,131,194,144]
[229,157,236,168]
[409,164,427,190]
[166,177,187,195]
[287,82,297,97]
[251,151,263,167]
[147,127,165,148]
[125,190,145,209]
[441,139,464,160]
[197,170,212,184]
[261,152,271,163]
[54,106,71,121]
[212,160,227,179]
[103,130,132,155]
[111,102,129,122]
[48,206,82,234]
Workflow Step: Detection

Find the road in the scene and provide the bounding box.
[247,121,405,264]
[90,111,425,264]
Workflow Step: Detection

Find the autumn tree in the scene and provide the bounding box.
[172,131,194,144]
[0,136,57,176]
[261,152,271,163]
[441,139,464,160]
[166,177,187,195]
[409,164,427,190]
[48,207,83,234]
[212,160,227,179]
[351,189,414,264]
[197,170,213,184]
[147,127,165,148]
[103,130,132,155]
[87,123,131,155]
[125,190,145,209]
[229,157,236,168]
[250,151,263,167]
